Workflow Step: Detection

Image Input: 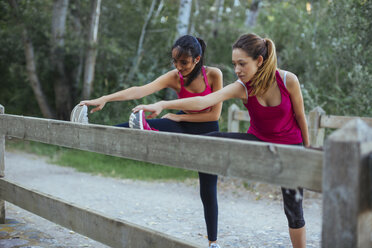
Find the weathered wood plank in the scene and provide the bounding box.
[0,105,4,177]
[322,119,372,248]
[0,178,201,248]
[227,104,240,132]
[320,115,372,129]
[308,107,325,148]
[0,105,4,223]
[0,114,323,191]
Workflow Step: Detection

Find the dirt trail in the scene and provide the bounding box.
[1,150,322,247]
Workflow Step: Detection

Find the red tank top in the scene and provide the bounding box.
[241,70,303,144]
[177,66,212,112]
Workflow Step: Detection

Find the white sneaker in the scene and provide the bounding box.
[70,104,89,124]
[209,243,220,248]
[129,110,152,130]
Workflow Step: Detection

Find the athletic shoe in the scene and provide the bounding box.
[129,110,152,130]
[209,244,220,248]
[70,104,89,124]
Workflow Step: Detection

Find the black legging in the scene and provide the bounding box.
[204,131,305,229]
[117,112,219,241]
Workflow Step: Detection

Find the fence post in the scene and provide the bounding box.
[308,106,325,148]
[322,119,372,248]
[0,104,5,223]
[228,103,240,132]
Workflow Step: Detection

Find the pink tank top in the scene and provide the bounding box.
[177,67,212,112]
[240,70,303,144]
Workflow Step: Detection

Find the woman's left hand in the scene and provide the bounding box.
[162,113,182,122]
[132,102,163,118]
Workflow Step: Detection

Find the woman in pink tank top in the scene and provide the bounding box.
[80,35,223,248]
[134,33,310,248]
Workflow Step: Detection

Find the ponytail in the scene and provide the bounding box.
[233,34,277,96]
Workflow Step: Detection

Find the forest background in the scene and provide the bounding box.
[1,0,371,132]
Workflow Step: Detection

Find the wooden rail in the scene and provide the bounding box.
[1,103,372,248]
[0,114,323,191]
[0,178,197,248]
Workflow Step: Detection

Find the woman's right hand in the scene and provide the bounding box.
[132,102,164,119]
[80,97,107,113]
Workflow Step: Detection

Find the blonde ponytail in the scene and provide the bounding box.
[233,34,278,96]
[249,38,277,96]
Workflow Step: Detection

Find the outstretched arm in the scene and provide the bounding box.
[286,72,310,147]
[133,81,246,119]
[80,71,176,113]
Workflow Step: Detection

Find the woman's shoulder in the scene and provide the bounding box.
[162,69,181,82]
[278,69,299,87]
[166,69,180,77]
[205,66,222,74]
[205,66,223,79]
[278,69,300,95]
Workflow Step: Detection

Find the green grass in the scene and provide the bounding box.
[6,140,198,181]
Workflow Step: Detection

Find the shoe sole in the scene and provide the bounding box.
[129,110,143,130]
[70,105,88,124]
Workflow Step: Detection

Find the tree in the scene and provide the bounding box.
[245,0,261,27]
[50,0,70,120]
[82,0,102,99]
[176,0,192,37]
[126,0,158,82]
[7,0,55,119]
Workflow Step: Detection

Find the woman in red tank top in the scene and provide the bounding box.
[80,35,223,248]
[134,33,310,248]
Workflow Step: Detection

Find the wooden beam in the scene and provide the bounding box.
[0,178,201,248]
[0,105,4,223]
[0,114,323,191]
[322,119,372,248]
[320,115,372,129]
[227,104,240,132]
[308,107,326,148]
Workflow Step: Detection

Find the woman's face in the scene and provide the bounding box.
[172,48,200,77]
[232,48,262,82]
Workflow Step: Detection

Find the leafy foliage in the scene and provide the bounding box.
[255,0,371,116]
[0,0,370,130]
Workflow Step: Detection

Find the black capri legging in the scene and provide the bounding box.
[204,131,305,229]
[116,112,220,241]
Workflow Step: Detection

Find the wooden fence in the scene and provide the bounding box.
[0,103,371,248]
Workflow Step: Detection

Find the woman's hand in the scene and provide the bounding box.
[162,113,182,122]
[80,97,107,113]
[132,102,164,118]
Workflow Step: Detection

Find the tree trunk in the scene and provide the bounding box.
[212,0,224,37]
[176,0,192,37]
[154,0,164,18]
[22,29,56,119]
[82,0,102,99]
[8,0,55,119]
[126,0,157,82]
[245,0,260,27]
[189,0,199,34]
[69,2,84,104]
[51,0,71,120]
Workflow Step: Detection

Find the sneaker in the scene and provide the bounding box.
[70,104,89,124]
[129,110,152,130]
[209,244,220,248]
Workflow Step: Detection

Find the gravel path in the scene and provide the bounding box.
[3,150,322,247]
